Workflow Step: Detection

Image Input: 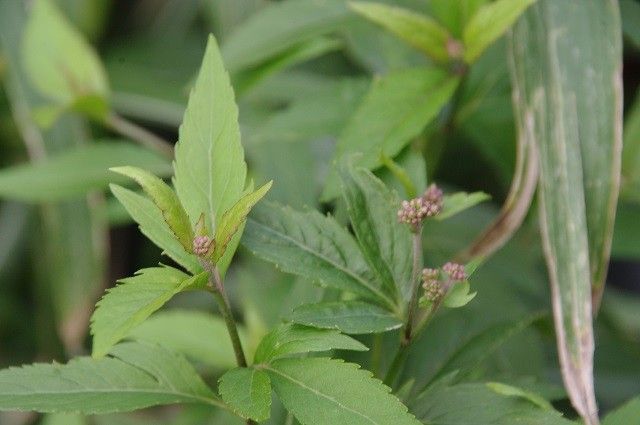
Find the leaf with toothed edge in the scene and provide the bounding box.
[110,166,193,251]
[263,357,421,425]
[219,367,271,421]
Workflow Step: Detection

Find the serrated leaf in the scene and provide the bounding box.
[22,0,109,107]
[0,342,221,414]
[349,2,451,62]
[111,166,193,251]
[463,0,537,63]
[339,162,412,302]
[173,35,246,255]
[221,0,349,73]
[212,181,272,263]
[410,383,573,425]
[90,267,207,358]
[264,357,421,425]
[128,310,248,370]
[254,324,367,364]
[443,281,476,308]
[110,185,200,273]
[0,142,170,202]
[219,368,271,421]
[289,301,402,334]
[509,1,622,421]
[437,191,490,220]
[603,396,640,425]
[323,68,459,200]
[242,201,395,309]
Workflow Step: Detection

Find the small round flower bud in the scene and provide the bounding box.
[422,277,444,302]
[192,235,213,256]
[397,198,429,229]
[446,38,464,60]
[422,184,444,217]
[442,262,466,281]
[422,267,439,281]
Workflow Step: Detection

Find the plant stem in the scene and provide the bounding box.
[209,267,248,368]
[105,112,174,159]
[384,227,422,387]
[403,228,423,346]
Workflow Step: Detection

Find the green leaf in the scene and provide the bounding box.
[463,0,537,63]
[22,0,109,107]
[0,142,170,202]
[339,162,412,302]
[622,91,640,201]
[254,324,367,364]
[603,396,640,425]
[110,166,193,251]
[219,368,271,421]
[0,342,221,414]
[323,68,459,200]
[264,357,421,425]
[90,267,207,358]
[620,0,640,48]
[221,0,349,73]
[349,2,451,62]
[173,35,246,252]
[41,413,85,425]
[410,383,573,425]
[429,314,543,384]
[128,310,248,370]
[242,201,395,309]
[486,382,554,411]
[289,301,403,334]
[429,0,489,37]
[110,185,200,274]
[437,191,490,220]
[509,1,623,420]
[442,281,476,308]
[212,181,272,263]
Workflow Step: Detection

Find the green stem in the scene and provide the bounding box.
[403,228,423,345]
[105,112,174,159]
[383,345,409,387]
[209,267,248,368]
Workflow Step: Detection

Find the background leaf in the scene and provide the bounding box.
[323,67,459,199]
[0,141,170,202]
[253,324,367,364]
[349,2,451,62]
[462,0,536,63]
[22,0,109,107]
[289,301,403,334]
[509,0,623,421]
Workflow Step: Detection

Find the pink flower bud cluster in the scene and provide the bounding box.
[192,235,213,256]
[421,268,444,301]
[442,262,466,281]
[397,184,444,229]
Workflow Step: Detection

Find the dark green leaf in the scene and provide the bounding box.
[339,162,412,302]
[242,201,395,308]
[603,396,640,425]
[437,191,490,220]
[289,301,402,334]
[0,342,221,413]
[254,324,367,364]
[264,357,421,425]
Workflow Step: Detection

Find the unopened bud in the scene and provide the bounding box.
[192,235,213,256]
[442,262,466,281]
[397,184,444,230]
